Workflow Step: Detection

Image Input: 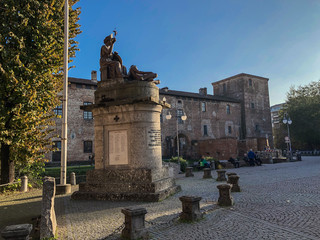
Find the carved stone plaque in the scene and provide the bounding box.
[109,130,128,165]
[147,128,161,148]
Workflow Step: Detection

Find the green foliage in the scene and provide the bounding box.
[169,156,187,172]
[44,165,94,178]
[283,80,320,149]
[0,179,21,193]
[16,160,45,187]
[0,1,81,183]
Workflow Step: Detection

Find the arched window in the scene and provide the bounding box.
[226,105,230,114]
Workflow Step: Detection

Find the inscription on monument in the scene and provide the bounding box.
[109,130,128,165]
[147,128,161,148]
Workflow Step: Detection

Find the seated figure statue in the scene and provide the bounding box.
[100,34,124,80]
[128,65,158,81]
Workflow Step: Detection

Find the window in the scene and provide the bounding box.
[83,102,93,119]
[53,141,61,151]
[160,113,163,123]
[223,83,226,93]
[255,124,260,132]
[76,84,82,89]
[226,105,230,114]
[52,141,61,162]
[177,109,184,124]
[84,141,92,153]
[54,103,62,117]
[249,79,252,87]
[203,125,208,136]
[251,102,255,109]
[177,100,182,104]
[228,126,232,134]
[85,85,92,89]
[201,102,206,112]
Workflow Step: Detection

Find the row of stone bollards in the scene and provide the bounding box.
[17,172,77,194]
[121,196,203,239]
[120,170,241,239]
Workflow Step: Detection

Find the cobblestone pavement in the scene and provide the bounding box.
[1,157,320,240]
[53,156,320,240]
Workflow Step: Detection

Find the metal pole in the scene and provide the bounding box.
[60,0,69,185]
[287,123,292,161]
[176,113,181,172]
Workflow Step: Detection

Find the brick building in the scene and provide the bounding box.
[49,72,273,162]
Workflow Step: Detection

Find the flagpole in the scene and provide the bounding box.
[57,0,71,194]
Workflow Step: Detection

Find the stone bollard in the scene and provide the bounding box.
[228,175,241,192]
[216,170,227,181]
[1,224,32,240]
[40,177,57,239]
[179,196,203,221]
[185,167,194,177]
[269,155,273,164]
[217,184,234,206]
[70,172,76,185]
[203,168,212,179]
[226,172,237,184]
[121,207,148,240]
[20,176,28,192]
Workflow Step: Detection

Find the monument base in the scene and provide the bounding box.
[56,184,71,195]
[71,167,181,202]
[71,185,181,202]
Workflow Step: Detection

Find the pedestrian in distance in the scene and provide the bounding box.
[248,149,255,166]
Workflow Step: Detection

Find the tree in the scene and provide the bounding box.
[0,0,81,184]
[282,80,320,150]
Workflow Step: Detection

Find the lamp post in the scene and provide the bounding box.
[166,109,187,172]
[283,115,293,161]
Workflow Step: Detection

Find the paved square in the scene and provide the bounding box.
[54,156,320,239]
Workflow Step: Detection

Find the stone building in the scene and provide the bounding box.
[48,72,273,162]
[50,73,97,162]
[161,73,273,159]
[270,103,284,129]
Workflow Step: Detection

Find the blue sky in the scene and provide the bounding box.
[69,0,320,106]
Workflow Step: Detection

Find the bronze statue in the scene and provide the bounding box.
[100,34,123,79]
[128,65,158,81]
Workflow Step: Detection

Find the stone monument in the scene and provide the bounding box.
[72,32,181,201]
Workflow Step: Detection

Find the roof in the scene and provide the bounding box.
[68,77,97,86]
[68,77,239,103]
[212,73,269,85]
[159,89,240,103]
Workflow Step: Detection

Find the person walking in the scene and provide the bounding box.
[248,149,255,166]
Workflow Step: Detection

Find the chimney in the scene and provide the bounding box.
[91,70,97,83]
[199,87,207,96]
[161,87,169,92]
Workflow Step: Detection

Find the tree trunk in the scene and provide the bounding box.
[0,143,15,184]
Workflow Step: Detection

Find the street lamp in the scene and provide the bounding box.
[283,115,293,161]
[166,110,187,172]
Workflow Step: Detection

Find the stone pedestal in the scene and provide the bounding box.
[72,80,180,202]
[226,172,237,184]
[216,170,227,181]
[20,176,28,192]
[179,196,203,222]
[56,184,71,195]
[70,172,76,185]
[40,177,57,239]
[185,167,194,177]
[1,224,32,240]
[217,184,234,206]
[121,207,148,240]
[203,168,212,179]
[228,175,240,192]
